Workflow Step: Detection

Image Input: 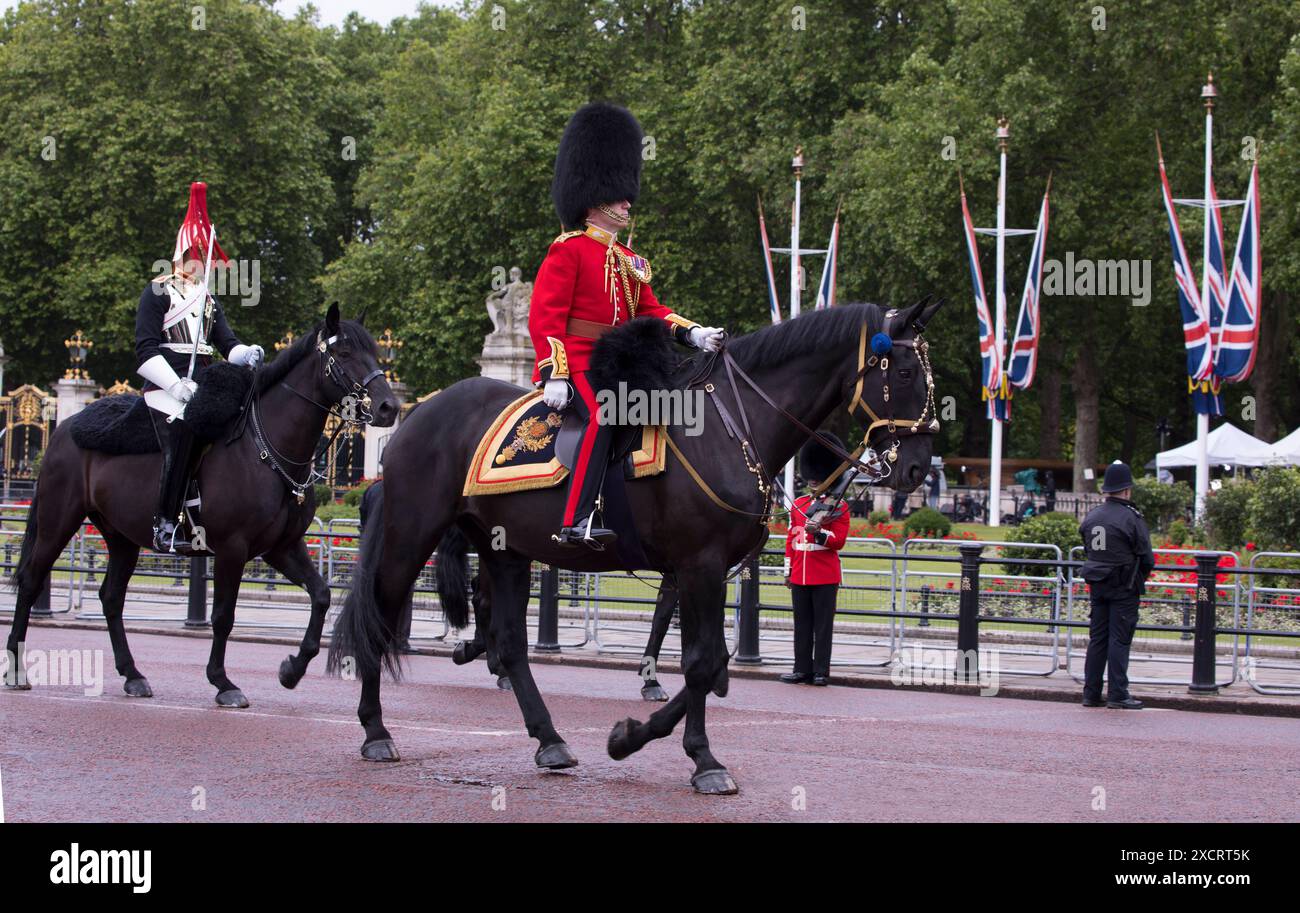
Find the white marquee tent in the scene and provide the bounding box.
[1239,426,1300,467]
[1155,422,1275,471]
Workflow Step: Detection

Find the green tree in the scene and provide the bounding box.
[0,0,365,385]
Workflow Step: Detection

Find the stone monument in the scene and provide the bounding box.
[477,266,535,387]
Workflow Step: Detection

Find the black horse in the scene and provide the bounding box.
[5,304,397,706]
[328,299,943,794]
[637,576,679,701]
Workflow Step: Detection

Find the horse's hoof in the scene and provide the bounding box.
[4,681,32,691]
[607,718,640,761]
[496,675,513,691]
[712,665,729,698]
[215,689,249,708]
[123,677,153,698]
[452,640,482,665]
[361,739,401,762]
[535,742,579,770]
[278,657,302,690]
[641,683,670,702]
[691,768,739,795]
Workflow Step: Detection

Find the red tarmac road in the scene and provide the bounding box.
[2,626,1297,822]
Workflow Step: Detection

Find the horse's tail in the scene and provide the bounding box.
[6,488,40,595]
[435,525,471,630]
[327,498,403,682]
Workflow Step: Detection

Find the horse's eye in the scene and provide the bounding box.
[899,369,914,381]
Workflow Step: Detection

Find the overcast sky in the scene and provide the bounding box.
[1,0,457,29]
[285,0,455,27]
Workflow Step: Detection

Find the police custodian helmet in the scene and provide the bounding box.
[1100,460,1135,493]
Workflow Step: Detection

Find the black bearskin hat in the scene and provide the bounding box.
[552,102,644,230]
[800,431,846,484]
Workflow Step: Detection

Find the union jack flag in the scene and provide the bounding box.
[1008,182,1050,390]
[1157,152,1214,385]
[960,176,1003,419]
[1215,163,1260,383]
[814,207,840,310]
[1204,177,1231,356]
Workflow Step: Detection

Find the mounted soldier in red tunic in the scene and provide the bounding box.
[135,182,264,553]
[531,102,724,549]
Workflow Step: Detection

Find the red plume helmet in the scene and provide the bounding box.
[172,182,229,266]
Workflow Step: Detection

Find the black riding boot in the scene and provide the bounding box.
[153,419,197,553]
[554,422,617,551]
[555,449,617,550]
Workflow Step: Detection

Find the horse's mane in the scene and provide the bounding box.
[255,319,374,393]
[726,302,885,371]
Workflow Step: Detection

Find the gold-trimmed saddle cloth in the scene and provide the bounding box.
[463,389,668,497]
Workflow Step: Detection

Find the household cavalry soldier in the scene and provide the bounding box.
[531,102,725,549]
[135,182,264,554]
[1078,461,1155,710]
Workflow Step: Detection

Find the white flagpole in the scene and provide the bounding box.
[1194,74,1217,522]
[988,118,1010,527]
[785,147,805,506]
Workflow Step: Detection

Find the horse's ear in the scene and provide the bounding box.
[356,304,368,327]
[915,297,946,331]
[897,294,931,330]
[325,301,341,334]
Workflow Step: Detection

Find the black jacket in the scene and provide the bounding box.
[135,281,239,374]
[1079,497,1155,596]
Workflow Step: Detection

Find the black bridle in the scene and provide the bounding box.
[675,309,940,526]
[247,328,387,503]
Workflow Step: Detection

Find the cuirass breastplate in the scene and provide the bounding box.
[162,281,213,348]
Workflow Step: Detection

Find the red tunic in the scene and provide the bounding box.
[784,495,851,586]
[529,227,691,383]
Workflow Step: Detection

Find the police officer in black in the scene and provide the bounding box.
[1078,461,1155,710]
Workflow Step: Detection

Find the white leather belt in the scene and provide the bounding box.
[160,342,213,355]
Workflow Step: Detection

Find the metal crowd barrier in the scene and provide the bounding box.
[4,501,1299,695]
[748,536,899,669]
[899,538,1062,677]
[1243,551,1300,695]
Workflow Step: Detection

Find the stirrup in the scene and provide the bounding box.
[153,519,191,554]
[551,526,617,551]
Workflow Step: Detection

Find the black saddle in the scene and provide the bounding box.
[554,412,643,475]
[68,362,255,455]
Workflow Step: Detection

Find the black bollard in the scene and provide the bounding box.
[185,556,209,627]
[735,557,762,665]
[919,584,931,627]
[1180,598,1192,641]
[1188,554,1220,693]
[535,564,560,653]
[955,545,983,683]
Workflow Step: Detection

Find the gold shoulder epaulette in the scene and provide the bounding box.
[552,230,583,244]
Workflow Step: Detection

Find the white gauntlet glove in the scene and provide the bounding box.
[168,378,198,403]
[689,326,725,352]
[229,344,264,369]
[542,378,571,409]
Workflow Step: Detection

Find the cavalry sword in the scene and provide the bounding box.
[186,224,217,382]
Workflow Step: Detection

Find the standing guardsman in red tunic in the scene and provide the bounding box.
[531,102,724,550]
[781,433,852,686]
